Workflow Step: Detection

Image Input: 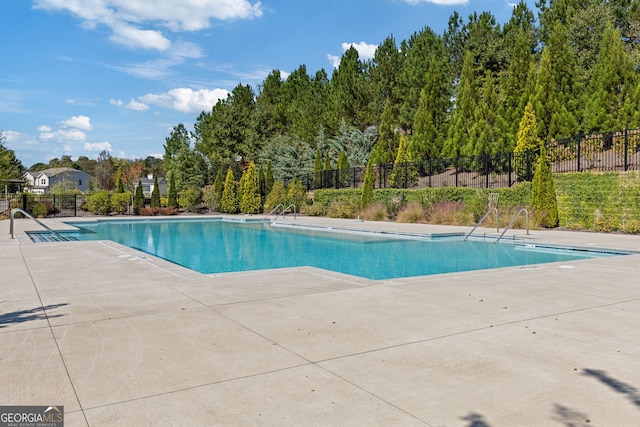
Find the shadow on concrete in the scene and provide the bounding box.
[552,403,591,427]
[0,303,68,328]
[582,368,640,409]
[461,412,492,427]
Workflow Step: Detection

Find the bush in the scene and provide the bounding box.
[111,192,131,214]
[86,190,112,215]
[326,198,359,218]
[202,185,221,212]
[32,202,48,218]
[264,181,288,212]
[179,187,203,213]
[360,203,388,221]
[138,207,178,216]
[426,200,473,226]
[396,202,426,223]
[287,178,308,213]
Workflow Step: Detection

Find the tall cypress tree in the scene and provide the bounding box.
[360,161,375,211]
[312,148,322,189]
[220,168,239,214]
[515,101,541,181]
[370,98,398,165]
[322,150,332,188]
[240,162,262,214]
[150,175,160,208]
[134,179,145,214]
[531,143,559,228]
[167,173,178,208]
[390,135,417,188]
[337,151,350,188]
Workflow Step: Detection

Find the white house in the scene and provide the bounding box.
[23,167,93,194]
[134,174,168,197]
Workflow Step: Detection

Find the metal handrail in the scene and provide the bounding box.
[465,207,499,241]
[272,204,296,222]
[9,208,67,240]
[264,204,285,221]
[496,208,530,243]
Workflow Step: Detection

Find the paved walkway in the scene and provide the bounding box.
[2,215,640,426]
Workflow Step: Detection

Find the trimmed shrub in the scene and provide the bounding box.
[32,202,48,218]
[86,190,112,215]
[179,187,203,212]
[531,144,559,227]
[111,192,131,214]
[264,181,288,212]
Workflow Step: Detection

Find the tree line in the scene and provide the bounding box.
[4,1,640,198]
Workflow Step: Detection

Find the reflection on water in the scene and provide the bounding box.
[65,219,616,280]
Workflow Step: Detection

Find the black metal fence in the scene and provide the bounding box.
[291,127,640,191]
[1,194,91,218]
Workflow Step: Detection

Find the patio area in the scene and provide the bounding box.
[2,215,640,426]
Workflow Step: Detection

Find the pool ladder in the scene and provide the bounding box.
[9,208,74,241]
[264,203,296,222]
[465,207,530,242]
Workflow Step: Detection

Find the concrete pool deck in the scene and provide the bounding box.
[2,215,640,426]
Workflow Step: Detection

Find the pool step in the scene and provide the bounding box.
[28,231,78,242]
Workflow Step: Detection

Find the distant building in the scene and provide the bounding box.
[23,167,93,194]
[135,174,168,197]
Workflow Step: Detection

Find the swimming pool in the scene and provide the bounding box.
[46,218,624,280]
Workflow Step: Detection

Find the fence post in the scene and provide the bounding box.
[577,131,582,172]
[455,158,459,187]
[484,154,489,189]
[624,128,629,171]
[22,193,27,211]
[74,194,77,217]
[508,153,512,187]
[428,158,432,187]
[353,167,357,188]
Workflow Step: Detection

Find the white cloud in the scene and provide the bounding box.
[60,115,92,130]
[84,141,112,152]
[327,54,341,68]
[34,0,263,50]
[37,125,52,132]
[110,99,124,107]
[341,42,377,60]
[140,87,229,113]
[126,99,149,111]
[39,128,86,142]
[328,41,378,68]
[111,41,203,80]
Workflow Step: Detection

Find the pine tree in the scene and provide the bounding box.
[220,168,239,213]
[531,143,559,228]
[240,162,262,214]
[370,98,398,164]
[322,150,332,188]
[360,161,375,211]
[150,175,160,208]
[442,50,478,158]
[133,179,145,214]
[115,174,125,194]
[336,151,350,188]
[390,135,417,188]
[167,173,178,208]
[213,169,223,200]
[312,148,322,189]
[515,101,542,181]
[265,162,273,194]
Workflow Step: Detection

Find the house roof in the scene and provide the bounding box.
[25,167,93,179]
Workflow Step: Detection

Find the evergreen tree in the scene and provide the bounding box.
[336,151,350,188]
[167,173,178,208]
[265,161,274,194]
[390,135,417,188]
[133,179,145,214]
[531,143,559,228]
[443,50,478,158]
[515,102,541,181]
[150,175,160,208]
[312,148,322,189]
[257,163,266,197]
[322,150,332,188]
[220,168,240,214]
[410,53,450,162]
[240,162,262,214]
[360,161,375,211]
[115,174,125,194]
[212,168,224,202]
[583,24,636,132]
[370,98,398,165]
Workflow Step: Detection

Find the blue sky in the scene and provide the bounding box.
[2,0,534,168]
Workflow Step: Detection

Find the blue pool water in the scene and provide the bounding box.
[57,218,620,280]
